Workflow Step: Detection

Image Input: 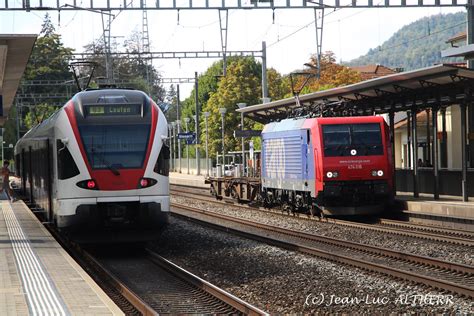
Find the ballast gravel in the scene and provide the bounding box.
[172,195,473,266]
[151,217,473,314]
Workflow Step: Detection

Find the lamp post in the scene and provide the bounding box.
[203,111,210,176]
[237,103,247,176]
[171,121,177,172]
[176,120,182,173]
[219,108,227,172]
[184,117,191,174]
[168,124,174,171]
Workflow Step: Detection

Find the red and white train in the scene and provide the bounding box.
[15,89,170,242]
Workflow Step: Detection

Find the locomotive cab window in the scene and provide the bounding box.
[57,140,80,179]
[323,123,383,157]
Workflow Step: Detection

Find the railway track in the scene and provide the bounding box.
[170,202,474,298]
[91,248,267,315]
[170,186,474,247]
[26,197,266,316]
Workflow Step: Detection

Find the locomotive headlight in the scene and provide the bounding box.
[87,180,96,189]
[326,171,338,178]
[76,179,99,190]
[372,170,384,177]
[138,177,157,189]
[326,171,333,178]
[332,171,339,178]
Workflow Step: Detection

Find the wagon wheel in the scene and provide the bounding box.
[230,185,240,202]
[310,203,324,219]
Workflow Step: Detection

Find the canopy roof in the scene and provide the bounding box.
[237,64,474,124]
[0,34,37,126]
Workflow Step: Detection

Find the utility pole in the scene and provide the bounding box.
[219,108,227,172]
[203,112,210,176]
[237,103,247,176]
[194,72,201,175]
[184,117,190,174]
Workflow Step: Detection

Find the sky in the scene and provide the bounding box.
[0,5,466,98]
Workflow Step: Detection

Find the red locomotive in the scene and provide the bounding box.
[208,115,394,216]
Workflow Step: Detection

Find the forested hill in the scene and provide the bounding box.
[348,12,465,70]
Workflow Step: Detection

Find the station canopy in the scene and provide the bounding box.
[237,64,474,124]
[0,34,37,126]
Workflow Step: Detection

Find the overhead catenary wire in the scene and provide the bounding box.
[267,8,465,53]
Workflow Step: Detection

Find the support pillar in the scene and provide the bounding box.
[406,111,411,169]
[432,106,439,200]
[411,108,419,197]
[468,102,474,168]
[461,102,469,202]
[389,111,396,195]
[425,109,430,164]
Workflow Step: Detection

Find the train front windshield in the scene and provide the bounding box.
[322,123,383,157]
[79,124,151,169]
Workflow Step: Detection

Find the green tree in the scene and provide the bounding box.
[24,104,58,129]
[200,57,262,159]
[82,30,165,101]
[16,13,74,135]
[165,84,178,123]
[2,106,19,161]
[267,67,290,101]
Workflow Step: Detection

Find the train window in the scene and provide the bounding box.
[57,140,80,179]
[352,124,382,147]
[323,123,383,157]
[79,124,151,169]
[154,144,170,176]
[323,125,351,146]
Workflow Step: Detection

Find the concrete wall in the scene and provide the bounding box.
[170,158,212,175]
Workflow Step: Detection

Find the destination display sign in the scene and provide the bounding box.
[85,104,141,116]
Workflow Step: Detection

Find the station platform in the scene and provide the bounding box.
[169,172,209,189]
[169,173,473,222]
[0,198,123,315]
[394,192,474,220]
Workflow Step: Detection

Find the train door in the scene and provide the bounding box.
[46,139,53,222]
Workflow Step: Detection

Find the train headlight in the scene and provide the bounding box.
[76,179,99,190]
[138,177,157,189]
[371,170,384,177]
[326,171,333,178]
[326,171,339,178]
